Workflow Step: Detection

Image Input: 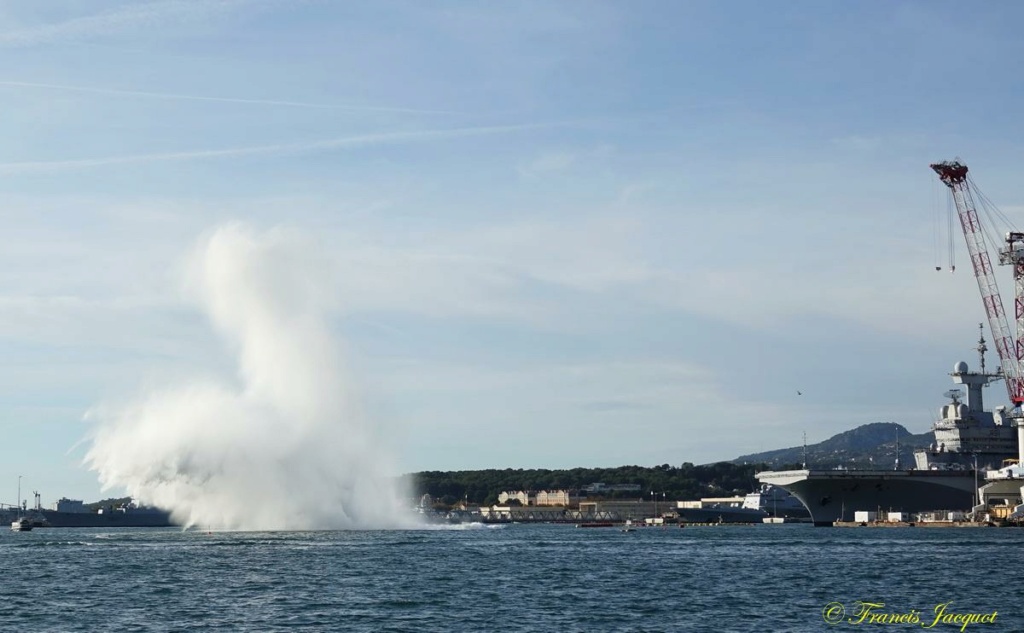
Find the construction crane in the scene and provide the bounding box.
[931,160,1024,406]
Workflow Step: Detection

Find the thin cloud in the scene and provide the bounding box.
[0,1,257,48]
[0,123,549,174]
[0,81,462,115]
[519,151,577,176]
[581,400,652,412]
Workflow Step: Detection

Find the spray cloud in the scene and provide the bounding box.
[86,223,413,530]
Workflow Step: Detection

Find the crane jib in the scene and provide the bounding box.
[930,160,1024,406]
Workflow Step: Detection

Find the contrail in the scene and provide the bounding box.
[0,0,262,48]
[0,123,548,174]
[0,80,462,115]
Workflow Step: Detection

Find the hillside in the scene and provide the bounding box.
[407,423,939,507]
[732,422,932,469]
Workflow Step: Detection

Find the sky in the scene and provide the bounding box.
[3,0,1024,505]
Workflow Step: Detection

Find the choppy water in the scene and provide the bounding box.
[1,523,1023,632]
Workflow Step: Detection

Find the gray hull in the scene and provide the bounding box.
[756,469,976,526]
[1,508,175,528]
[39,509,174,528]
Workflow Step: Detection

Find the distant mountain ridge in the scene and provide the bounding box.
[732,422,932,470]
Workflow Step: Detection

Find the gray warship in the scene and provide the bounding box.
[1,494,174,528]
[675,484,810,524]
[757,333,1017,525]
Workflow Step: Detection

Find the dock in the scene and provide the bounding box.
[834,521,994,528]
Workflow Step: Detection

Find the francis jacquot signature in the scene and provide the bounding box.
[822,601,998,631]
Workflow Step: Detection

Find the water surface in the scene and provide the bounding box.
[1,523,1021,632]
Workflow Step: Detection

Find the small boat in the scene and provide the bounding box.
[621,520,635,533]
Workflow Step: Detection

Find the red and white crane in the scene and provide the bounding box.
[930,160,1024,406]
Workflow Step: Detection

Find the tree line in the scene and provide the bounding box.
[403,461,799,507]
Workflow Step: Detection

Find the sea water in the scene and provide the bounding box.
[1,524,1022,632]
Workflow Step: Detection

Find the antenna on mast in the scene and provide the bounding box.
[894,425,901,470]
[977,322,988,375]
[802,432,807,469]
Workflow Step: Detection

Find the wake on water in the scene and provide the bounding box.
[85,223,417,531]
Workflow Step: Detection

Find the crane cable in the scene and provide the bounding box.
[968,175,1015,275]
[948,188,956,272]
[933,169,1013,275]
[933,176,954,272]
[971,174,1015,234]
[932,176,942,271]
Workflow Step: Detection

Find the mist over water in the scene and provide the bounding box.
[86,223,415,530]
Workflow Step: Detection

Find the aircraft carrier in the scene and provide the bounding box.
[758,341,1017,526]
[759,160,1024,525]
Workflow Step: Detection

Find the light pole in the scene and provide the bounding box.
[973,453,979,515]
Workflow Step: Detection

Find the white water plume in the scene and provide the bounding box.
[85,223,414,530]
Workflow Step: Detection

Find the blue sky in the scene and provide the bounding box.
[2,0,1024,504]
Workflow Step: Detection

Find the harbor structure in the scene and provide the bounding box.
[496,489,582,507]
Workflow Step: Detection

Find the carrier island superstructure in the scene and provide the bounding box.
[759,160,1024,525]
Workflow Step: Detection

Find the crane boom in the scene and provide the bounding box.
[930,160,1024,405]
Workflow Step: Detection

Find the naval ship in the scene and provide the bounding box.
[757,334,1017,526]
[675,484,810,524]
[1,495,174,528]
